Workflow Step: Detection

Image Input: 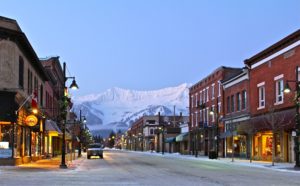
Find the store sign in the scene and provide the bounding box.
[25,115,38,126]
[0,142,11,158]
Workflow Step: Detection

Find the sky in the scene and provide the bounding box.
[1,0,300,96]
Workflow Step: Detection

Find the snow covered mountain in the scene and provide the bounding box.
[72,83,189,135]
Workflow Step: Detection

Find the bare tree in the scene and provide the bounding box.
[237,119,259,163]
[262,107,292,166]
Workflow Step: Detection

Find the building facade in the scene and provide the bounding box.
[244,29,300,162]
[222,68,250,159]
[189,66,242,157]
[0,16,48,165]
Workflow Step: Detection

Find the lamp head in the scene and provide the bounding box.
[283,82,291,94]
[32,108,38,114]
[69,79,79,90]
[209,109,214,116]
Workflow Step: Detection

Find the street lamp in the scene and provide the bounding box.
[210,107,219,159]
[283,65,300,169]
[60,62,79,169]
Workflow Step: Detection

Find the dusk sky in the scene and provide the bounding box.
[1,0,300,96]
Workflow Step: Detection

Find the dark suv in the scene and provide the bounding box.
[87,143,104,159]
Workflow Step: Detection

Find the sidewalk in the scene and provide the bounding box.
[18,153,85,170]
[122,149,300,173]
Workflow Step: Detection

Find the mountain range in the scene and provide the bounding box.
[72,83,189,137]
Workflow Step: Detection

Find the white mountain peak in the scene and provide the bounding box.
[73,83,190,134]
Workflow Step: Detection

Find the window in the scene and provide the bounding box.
[200,91,202,104]
[200,110,202,122]
[218,81,221,97]
[211,83,215,100]
[242,90,247,110]
[203,89,206,103]
[206,87,209,102]
[206,107,209,125]
[227,96,230,113]
[211,105,215,122]
[191,113,194,127]
[275,79,284,104]
[258,86,265,109]
[18,56,24,89]
[218,102,221,114]
[40,84,44,107]
[195,93,198,108]
[27,69,32,94]
[236,92,241,111]
[191,96,194,108]
[231,95,235,112]
[195,111,198,127]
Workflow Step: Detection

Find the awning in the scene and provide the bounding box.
[220,131,237,139]
[165,137,175,143]
[176,132,189,142]
[45,120,62,136]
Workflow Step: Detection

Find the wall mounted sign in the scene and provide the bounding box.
[25,114,38,126]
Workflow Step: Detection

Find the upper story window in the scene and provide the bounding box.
[27,69,33,95]
[206,107,209,125]
[195,93,198,108]
[257,82,265,109]
[18,56,24,89]
[274,75,284,105]
[191,113,194,127]
[231,95,235,112]
[211,83,215,100]
[236,92,241,111]
[203,89,206,103]
[242,90,247,110]
[218,81,221,97]
[200,91,203,104]
[218,102,221,114]
[226,96,230,113]
[40,84,44,107]
[206,87,209,102]
[191,95,194,108]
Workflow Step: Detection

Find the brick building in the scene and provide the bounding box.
[244,29,300,162]
[189,66,242,157]
[221,68,250,159]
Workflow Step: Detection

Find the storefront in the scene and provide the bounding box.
[226,134,247,158]
[252,131,289,162]
[45,119,62,158]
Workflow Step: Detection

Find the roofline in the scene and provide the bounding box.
[244,29,300,66]
[0,25,48,81]
[189,66,242,90]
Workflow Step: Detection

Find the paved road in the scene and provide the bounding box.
[0,150,300,186]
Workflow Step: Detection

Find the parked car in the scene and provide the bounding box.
[87,143,104,159]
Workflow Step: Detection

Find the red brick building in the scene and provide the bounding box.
[222,68,250,159]
[189,66,242,157]
[244,29,300,162]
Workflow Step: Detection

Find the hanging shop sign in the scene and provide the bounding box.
[25,114,38,126]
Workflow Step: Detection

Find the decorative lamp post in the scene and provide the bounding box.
[284,65,300,168]
[60,62,79,169]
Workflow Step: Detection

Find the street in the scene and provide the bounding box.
[0,150,299,186]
